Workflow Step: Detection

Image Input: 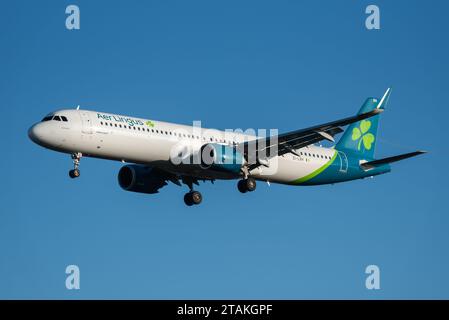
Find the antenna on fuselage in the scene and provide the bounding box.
[76,105,80,110]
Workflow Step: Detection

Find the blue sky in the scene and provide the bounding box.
[1,0,448,299]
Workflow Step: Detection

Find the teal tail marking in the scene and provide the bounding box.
[336,88,391,159]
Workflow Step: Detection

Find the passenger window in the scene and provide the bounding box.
[115,124,118,127]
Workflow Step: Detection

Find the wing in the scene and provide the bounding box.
[239,108,383,168]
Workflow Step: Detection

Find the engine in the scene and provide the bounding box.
[200,143,244,173]
[118,165,167,194]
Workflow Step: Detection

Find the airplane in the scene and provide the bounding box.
[28,88,425,206]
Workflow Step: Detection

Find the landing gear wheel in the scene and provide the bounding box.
[238,180,248,193]
[245,177,257,192]
[190,191,202,205]
[238,177,256,193]
[184,193,194,206]
[184,191,202,206]
[69,169,80,179]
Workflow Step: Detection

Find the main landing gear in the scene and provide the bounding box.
[237,177,257,193]
[69,152,82,179]
[184,190,202,206]
[183,178,203,206]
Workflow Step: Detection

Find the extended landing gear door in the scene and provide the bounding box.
[80,111,93,134]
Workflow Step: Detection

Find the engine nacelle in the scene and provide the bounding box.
[200,143,244,173]
[118,165,167,194]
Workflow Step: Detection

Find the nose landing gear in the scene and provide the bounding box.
[69,152,82,179]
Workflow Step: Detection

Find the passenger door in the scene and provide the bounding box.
[80,111,93,134]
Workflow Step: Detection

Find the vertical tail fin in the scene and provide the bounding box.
[336,88,392,159]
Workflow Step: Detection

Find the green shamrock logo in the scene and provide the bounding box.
[351,120,375,150]
[145,120,155,128]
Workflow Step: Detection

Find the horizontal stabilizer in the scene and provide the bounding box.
[360,151,426,170]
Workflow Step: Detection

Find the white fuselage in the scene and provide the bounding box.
[28,109,338,184]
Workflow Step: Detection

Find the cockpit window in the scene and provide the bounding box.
[41,114,68,122]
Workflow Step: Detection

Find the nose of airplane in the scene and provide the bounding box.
[28,123,44,145]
